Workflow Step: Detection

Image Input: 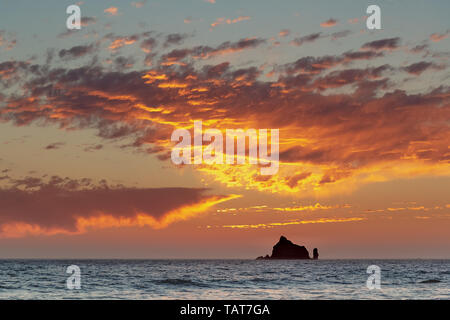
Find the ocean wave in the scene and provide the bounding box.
[419,279,441,284]
[250,277,274,283]
[154,278,209,287]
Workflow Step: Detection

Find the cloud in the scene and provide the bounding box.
[104,32,155,52]
[410,44,429,54]
[220,217,365,229]
[1,32,449,196]
[0,60,28,80]
[361,37,401,51]
[320,18,338,28]
[430,31,449,42]
[277,49,383,76]
[273,203,336,212]
[104,7,119,16]
[114,56,136,70]
[0,30,17,50]
[59,44,95,59]
[160,37,266,63]
[131,1,146,8]
[164,33,189,47]
[290,33,323,46]
[140,36,158,53]
[83,144,103,152]
[80,16,97,27]
[44,142,65,150]
[331,30,352,40]
[290,30,351,46]
[402,61,442,75]
[0,176,238,238]
[108,35,139,50]
[285,172,312,188]
[210,16,250,29]
[311,65,392,90]
[278,29,290,37]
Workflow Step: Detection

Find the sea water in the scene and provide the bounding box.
[0,259,448,299]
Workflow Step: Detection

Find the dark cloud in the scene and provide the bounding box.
[81,16,97,27]
[114,56,135,70]
[361,37,401,51]
[410,44,429,54]
[0,175,230,234]
[161,37,266,63]
[140,37,158,53]
[0,61,28,81]
[290,33,323,46]
[286,172,312,188]
[59,44,95,59]
[44,142,65,150]
[164,33,189,47]
[276,49,384,78]
[312,65,392,90]
[342,50,383,61]
[402,61,441,75]
[331,30,352,40]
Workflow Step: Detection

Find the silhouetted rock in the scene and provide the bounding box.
[256,236,314,260]
[313,248,319,260]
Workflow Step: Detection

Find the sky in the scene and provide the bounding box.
[0,0,449,258]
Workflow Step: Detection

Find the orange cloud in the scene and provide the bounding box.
[108,36,138,50]
[219,217,366,229]
[131,1,146,8]
[279,29,290,37]
[0,176,240,238]
[211,16,250,29]
[1,31,449,197]
[430,31,449,42]
[320,18,338,28]
[104,7,118,16]
[0,194,238,238]
[273,203,339,212]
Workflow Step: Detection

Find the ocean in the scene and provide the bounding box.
[0,260,448,299]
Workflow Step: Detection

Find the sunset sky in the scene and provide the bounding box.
[0,0,449,258]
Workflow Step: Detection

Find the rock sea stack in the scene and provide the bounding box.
[313,248,319,260]
[256,236,318,260]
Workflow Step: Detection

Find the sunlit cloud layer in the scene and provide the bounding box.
[1,28,449,197]
[0,175,238,237]
[0,1,449,244]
